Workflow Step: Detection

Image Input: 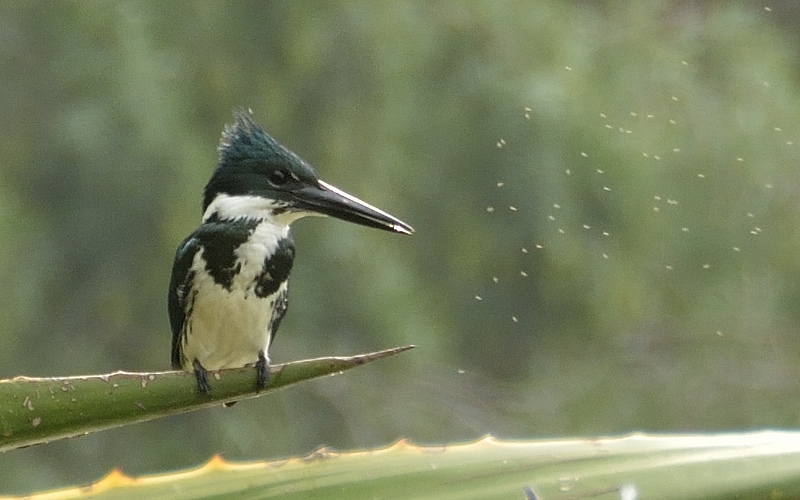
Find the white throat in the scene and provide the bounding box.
[203,193,313,226]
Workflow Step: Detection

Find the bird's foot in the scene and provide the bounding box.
[192,358,211,394]
[255,349,269,391]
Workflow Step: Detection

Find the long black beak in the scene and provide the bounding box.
[293,180,414,235]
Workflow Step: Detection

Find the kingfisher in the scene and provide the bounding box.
[168,111,413,395]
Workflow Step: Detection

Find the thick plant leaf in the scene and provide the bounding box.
[13,432,800,499]
[0,346,414,452]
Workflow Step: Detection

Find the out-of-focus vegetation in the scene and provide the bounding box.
[2,0,800,494]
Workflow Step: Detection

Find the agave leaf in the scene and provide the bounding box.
[0,346,415,452]
[15,432,800,499]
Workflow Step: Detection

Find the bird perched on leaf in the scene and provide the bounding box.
[169,111,413,394]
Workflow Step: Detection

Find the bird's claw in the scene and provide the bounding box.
[256,349,269,391]
[192,358,211,394]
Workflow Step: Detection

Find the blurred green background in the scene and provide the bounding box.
[3,0,800,494]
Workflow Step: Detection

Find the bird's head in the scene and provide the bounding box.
[201,111,413,235]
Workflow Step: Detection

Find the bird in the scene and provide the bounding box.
[168,111,413,395]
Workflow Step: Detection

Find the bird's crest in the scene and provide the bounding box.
[219,110,282,165]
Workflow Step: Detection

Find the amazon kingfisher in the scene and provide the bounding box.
[169,111,413,394]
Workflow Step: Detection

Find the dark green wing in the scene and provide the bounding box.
[168,234,201,370]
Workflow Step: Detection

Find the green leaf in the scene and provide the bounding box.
[21,432,800,499]
[0,346,415,452]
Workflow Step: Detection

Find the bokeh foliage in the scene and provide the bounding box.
[2,0,800,494]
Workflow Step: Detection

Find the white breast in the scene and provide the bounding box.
[182,221,290,370]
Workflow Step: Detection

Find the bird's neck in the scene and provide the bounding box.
[201,195,293,264]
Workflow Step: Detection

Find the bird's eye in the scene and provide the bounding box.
[268,169,290,187]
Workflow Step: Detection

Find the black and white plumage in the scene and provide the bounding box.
[169,111,413,394]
